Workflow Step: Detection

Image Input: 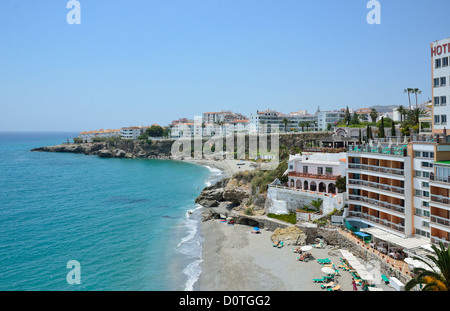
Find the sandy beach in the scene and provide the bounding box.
[196,220,395,291]
[186,159,258,178]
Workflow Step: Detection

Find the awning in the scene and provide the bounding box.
[360,228,429,249]
[340,249,375,281]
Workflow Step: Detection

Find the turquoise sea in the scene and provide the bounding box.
[0,132,223,291]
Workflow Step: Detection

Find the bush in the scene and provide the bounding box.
[267,213,296,224]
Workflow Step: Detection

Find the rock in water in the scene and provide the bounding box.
[270,226,307,246]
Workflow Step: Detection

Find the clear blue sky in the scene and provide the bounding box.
[0,0,449,131]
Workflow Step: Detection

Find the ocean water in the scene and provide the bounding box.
[0,132,223,291]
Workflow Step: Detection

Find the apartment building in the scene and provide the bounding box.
[346,143,412,237]
[345,136,450,250]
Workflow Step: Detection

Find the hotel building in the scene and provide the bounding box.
[431,38,450,134]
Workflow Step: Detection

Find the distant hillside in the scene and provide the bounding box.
[369,105,398,113]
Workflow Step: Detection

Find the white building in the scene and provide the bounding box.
[287,152,347,195]
[431,38,450,134]
[120,126,146,140]
[78,129,120,142]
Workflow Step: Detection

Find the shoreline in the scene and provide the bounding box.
[196,220,395,291]
[183,159,258,179]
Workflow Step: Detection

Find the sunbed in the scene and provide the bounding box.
[313,277,326,283]
[320,282,335,289]
[327,285,341,291]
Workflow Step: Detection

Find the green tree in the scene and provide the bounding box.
[405,241,450,291]
[391,120,396,137]
[350,112,360,126]
[370,109,378,123]
[358,129,362,144]
[378,117,385,138]
[397,105,406,123]
[309,198,323,212]
[344,106,351,125]
[282,117,290,133]
[335,176,346,193]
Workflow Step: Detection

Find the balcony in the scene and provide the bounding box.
[348,194,405,214]
[288,172,340,180]
[348,179,405,195]
[430,194,450,206]
[431,236,449,248]
[347,211,405,233]
[348,163,404,176]
[430,215,450,227]
[430,174,450,185]
[347,144,407,157]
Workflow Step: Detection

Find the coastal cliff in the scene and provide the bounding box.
[31,139,175,159]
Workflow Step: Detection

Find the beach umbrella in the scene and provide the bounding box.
[300,245,313,251]
[321,267,335,275]
[253,227,260,231]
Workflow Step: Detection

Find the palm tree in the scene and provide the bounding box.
[405,241,450,291]
[299,121,309,132]
[309,198,323,212]
[411,88,422,109]
[282,117,290,133]
[397,105,407,123]
[406,108,427,127]
[404,88,414,110]
[370,109,378,123]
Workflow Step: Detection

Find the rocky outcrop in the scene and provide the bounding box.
[31,139,175,159]
[270,226,307,246]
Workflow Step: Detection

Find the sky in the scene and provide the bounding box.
[0,0,449,132]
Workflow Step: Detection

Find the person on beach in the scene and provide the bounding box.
[352,278,358,291]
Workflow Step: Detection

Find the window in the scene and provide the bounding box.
[423,191,430,197]
[422,201,429,207]
[415,189,422,196]
[422,152,429,158]
[441,96,447,106]
[423,171,430,178]
[435,115,441,124]
[422,181,429,188]
[441,77,447,86]
[442,115,447,125]
[303,166,308,174]
[325,167,333,174]
[434,78,440,87]
[434,97,440,106]
[415,170,422,177]
[422,161,432,167]
[423,221,430,227]
[414,151,421,157]
[318,167,323,175]
[424,210,430,217]
[444,57,449,67]
[430,152,435,158]
[289,165,294,170]
[436,58,442,68]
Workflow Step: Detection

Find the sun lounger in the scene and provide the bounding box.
[381,274,389,284]
[316,258,330,263]
[327,285,341,291]
[277,241,284,248]
[320,282,335,289]
[313,277,326,283]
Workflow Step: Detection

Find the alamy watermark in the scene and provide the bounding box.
[66,0,81,25]
[366,0,381,25]
[66,260,81,285]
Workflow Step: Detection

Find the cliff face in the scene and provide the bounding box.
[31,139,175,159]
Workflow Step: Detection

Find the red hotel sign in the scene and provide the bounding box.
[431,43,450,57]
